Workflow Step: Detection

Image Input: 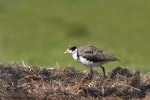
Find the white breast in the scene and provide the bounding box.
[78,56,101,68]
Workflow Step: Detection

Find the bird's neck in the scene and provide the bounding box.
[71,49,78,61]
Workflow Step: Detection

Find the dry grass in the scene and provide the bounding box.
[0,63,149,100]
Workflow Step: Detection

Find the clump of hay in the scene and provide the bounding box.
[0,63,149,100]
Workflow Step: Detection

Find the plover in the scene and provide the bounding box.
[64,45,119,79]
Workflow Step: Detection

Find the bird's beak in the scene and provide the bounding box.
[64,49,70,54]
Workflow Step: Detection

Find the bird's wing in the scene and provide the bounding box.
[78,45,118,62]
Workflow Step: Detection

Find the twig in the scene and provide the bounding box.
[117,83,141,91]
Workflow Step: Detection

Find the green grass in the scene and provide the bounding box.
[0,0,150,74]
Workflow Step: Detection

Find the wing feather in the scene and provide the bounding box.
[78,45,118,62]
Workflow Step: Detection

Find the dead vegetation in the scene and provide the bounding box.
[0,63,149,100]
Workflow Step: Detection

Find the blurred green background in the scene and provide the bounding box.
[0,0,150,74]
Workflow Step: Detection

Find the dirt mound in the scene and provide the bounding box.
[0,63,149,100]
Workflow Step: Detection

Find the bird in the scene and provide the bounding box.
[64,45,119,79]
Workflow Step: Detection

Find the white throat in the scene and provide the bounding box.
[71,49,78,61]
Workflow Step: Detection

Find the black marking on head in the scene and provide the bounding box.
[68,46,77,51]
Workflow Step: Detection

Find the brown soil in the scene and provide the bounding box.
[0,63,149,100]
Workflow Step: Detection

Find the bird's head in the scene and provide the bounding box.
[64,46,77,54]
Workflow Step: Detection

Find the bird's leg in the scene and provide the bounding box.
[89,67,93,79]
[100,65,106,78]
